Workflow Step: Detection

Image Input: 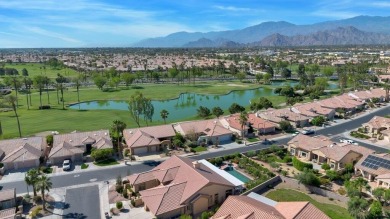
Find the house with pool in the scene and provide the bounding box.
[126,156,245,219]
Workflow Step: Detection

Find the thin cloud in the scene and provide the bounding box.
[25,27,81,43]
[311,10,359,19]
[371,1,390,7]
[214,5,252,12]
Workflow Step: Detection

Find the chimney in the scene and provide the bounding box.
[192,161,201,169]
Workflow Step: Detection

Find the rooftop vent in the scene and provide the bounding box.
[192,161,201,169]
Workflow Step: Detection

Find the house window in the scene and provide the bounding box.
[290,148,296,155]
[301,152,307,157]
[330,163,335,169]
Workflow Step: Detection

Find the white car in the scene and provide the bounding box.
[63,159,72,171]
[292,132,300,136]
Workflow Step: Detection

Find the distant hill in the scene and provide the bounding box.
[183,38,242,48]
[254,26,390,46]
[133,16,390,47]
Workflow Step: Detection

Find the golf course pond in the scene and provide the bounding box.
[69,81,338,122]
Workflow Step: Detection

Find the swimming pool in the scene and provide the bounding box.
[224,166,251,183]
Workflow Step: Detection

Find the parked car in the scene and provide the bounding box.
[63,159,72,171]
[301,129,315,135]
[292,132,300,136]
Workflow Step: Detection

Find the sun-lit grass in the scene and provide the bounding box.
[2,63,79,79]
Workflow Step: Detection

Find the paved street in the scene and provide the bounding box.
[1,104,389,194]
[63,185,101,219]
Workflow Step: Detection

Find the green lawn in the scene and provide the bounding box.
[246,137,259,143]
[0,82,264,139]
[266,189,352,219]
[93,158,119,166]
[1,63,79,79]
[192,146,207,153]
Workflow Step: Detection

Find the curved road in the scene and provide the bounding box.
[1,105,389,193]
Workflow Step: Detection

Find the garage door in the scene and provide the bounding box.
[218,134,232,144]
[133,147,148,154]
[150,146,158,152]
[14,159,38,169]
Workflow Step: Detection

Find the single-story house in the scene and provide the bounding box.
[258,108,310,128]
[0,189,16,210]
[349,88,386,102]
[292,102,335,120]
[48,130,112,164]
[127,156,242,219]
[0,137,44,170]
[174,120,233,144]
[355,153,390,186]
[123,125,176,155]
[363,116,390,135]
[378,75,390,83]
[288,135,374,170]
[212,192,330,219]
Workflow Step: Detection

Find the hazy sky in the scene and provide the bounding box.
[0,0,389,48]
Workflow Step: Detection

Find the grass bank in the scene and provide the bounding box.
[266,189,352,219]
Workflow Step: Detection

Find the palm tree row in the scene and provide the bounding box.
[24,168,53,211]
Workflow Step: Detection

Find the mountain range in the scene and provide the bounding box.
[133,16,390,47]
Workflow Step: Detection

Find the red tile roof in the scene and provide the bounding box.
[131,156,235,217]
[213,195,330,219]
[288,135,333,151]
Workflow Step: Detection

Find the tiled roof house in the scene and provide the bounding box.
[127,156,241,218]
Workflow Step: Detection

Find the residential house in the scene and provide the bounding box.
[48,130,112,164]
[317,95,362,115]
[378,75,390,83]
[0,189,16,210]
[123,125,175,155]
[348,88,387,103]
[212,192,330,219]
[288,135,373,170]
[0,188,16,219]
[174,120,233,144]
[355,153,390,188]
[258,108,310,128]
[127,156,242,219]
[363,116,390,135]
[292,102,335,120]
[248,113,277,134]
[0,137,44,170]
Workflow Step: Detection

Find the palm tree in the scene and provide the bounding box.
[110,120,127,151]
[23,77,33,110]
[34,75,45,109]
[238,111,248,137]
[160,109,169,124]
[73,76,82,109]
[4,95,22,137]
[36,174,52,211]
[43,76,51,104]
[25,168,40,197]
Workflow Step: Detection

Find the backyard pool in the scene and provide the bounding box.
[224,166,251,183]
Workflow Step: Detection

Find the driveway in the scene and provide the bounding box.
[63,185,101,219]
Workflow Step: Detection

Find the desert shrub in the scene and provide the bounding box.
[338,187,347,195]
[81,163,89,169]
[116,185,124,194]
[91,148,114,161]
[46,135,53,146]
[116,201,123,209]
[282,156,292,163]
[321,163,331,170]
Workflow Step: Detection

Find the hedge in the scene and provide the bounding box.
[292,157,313,171]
